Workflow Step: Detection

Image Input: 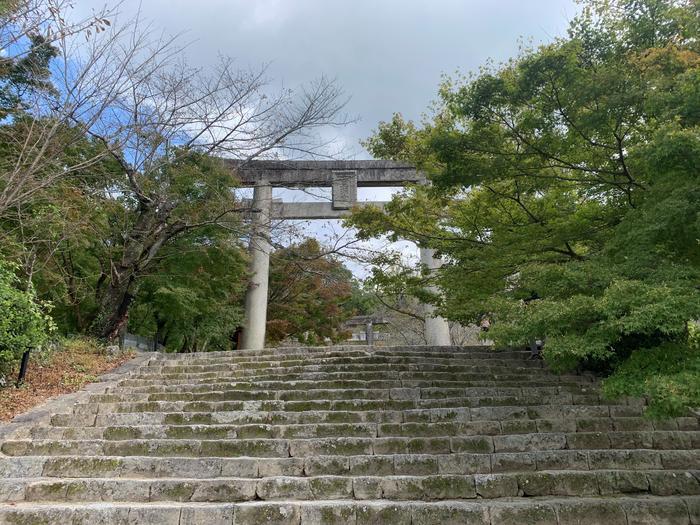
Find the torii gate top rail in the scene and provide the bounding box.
[226,159,426,187]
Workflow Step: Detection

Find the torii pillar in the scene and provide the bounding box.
[420,247,452,346]
[240,182,272,350]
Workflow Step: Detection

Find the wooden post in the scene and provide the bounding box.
[15,350,31,387]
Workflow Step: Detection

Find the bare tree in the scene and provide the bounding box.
[0,0,118,215]
[0,2,350,339]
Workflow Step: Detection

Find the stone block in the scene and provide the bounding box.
[303,456,348,476]
[566,432,610,450]
[554,499,627,525]
[235,503,301,525]
[490,453,536,473]
[356,502,412,524]
[394,455,439,475]
[588,449,661,470]
[308,476,353,499]
[536,450,589,471]
[411,502,490,525]
[191,480,257,502]
[475,474,518,498]
[489,501,558,525]
[438,453,491,475]
[451,436,494,454]
[422,475,476,499]
[596,470,649,495]
[353,477,383,499]
[622,498,690,525]
[647,471,700,496]
[180,505,235,525]
[494,433,566,453]
[300,502,356,525]
[380,477,425,500]
[256,477,312,500]
[349,455,394,476]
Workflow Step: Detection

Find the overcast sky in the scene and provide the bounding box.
[76,0,581,275]
[80,0,579,156]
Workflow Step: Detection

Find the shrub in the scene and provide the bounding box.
[0,258,54,379]
[601,328,700,419]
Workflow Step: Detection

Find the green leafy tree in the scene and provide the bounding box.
[266,239,356,345]
[348,0,700,415]
[127,231,247,353]
[0,257,54,378]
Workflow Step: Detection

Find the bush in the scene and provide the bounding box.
[0,258,54,379]
[601,329,700,419]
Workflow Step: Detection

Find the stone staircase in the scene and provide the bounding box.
[0,345,698,524]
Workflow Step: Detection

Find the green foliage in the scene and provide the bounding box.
[0,33,58,118]
[127,230,247,353]
[349,0,700,415]
[267,239,356,345]
[602,334,700,418]
[0,257,54,377]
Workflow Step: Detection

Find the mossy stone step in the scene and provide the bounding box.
[52,403,657,428]
[1,470,699,504]
[0,495,697,525]
[71,393,637,416]
[3,431,699,458]
[22,417,697,441]
[132,359,547,378]
[1,344,697,523]
[87,384,603,404]
[115,375,596,392]
[2,450,698,480]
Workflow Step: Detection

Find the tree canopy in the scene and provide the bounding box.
[348,0,700,415]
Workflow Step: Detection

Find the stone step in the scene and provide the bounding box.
[151,346,530,362]
[3,431,699,458]
[52,404,660,427]
[132,359,547,377]
[19,417,685,441]
[152,351,542,368]
[87,385,603,404]
[118,370,596,388]
[140,353,545,368]
[0,495,697,525]
[154,350,535,368]
[70,394,639,416]
[1,470,699,504]
[1,344,695,524]
[2,450,698,480]
[114,376,596,393]
[19,417,700,442]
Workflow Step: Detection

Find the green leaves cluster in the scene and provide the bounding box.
[349,0,700,416]
[601,329,700,418]
[0,257,54,377]
[267,239,357,345]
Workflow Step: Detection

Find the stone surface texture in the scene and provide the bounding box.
[0,344,698,524]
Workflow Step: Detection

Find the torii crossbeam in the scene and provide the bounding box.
[228,159,451,349]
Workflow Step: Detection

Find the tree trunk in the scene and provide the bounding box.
[92,277,136,341]
[90,199,182,341]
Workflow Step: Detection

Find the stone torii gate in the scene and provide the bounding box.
[228,159,451,350]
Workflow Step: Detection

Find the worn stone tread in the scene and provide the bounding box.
[0,495,697,524]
